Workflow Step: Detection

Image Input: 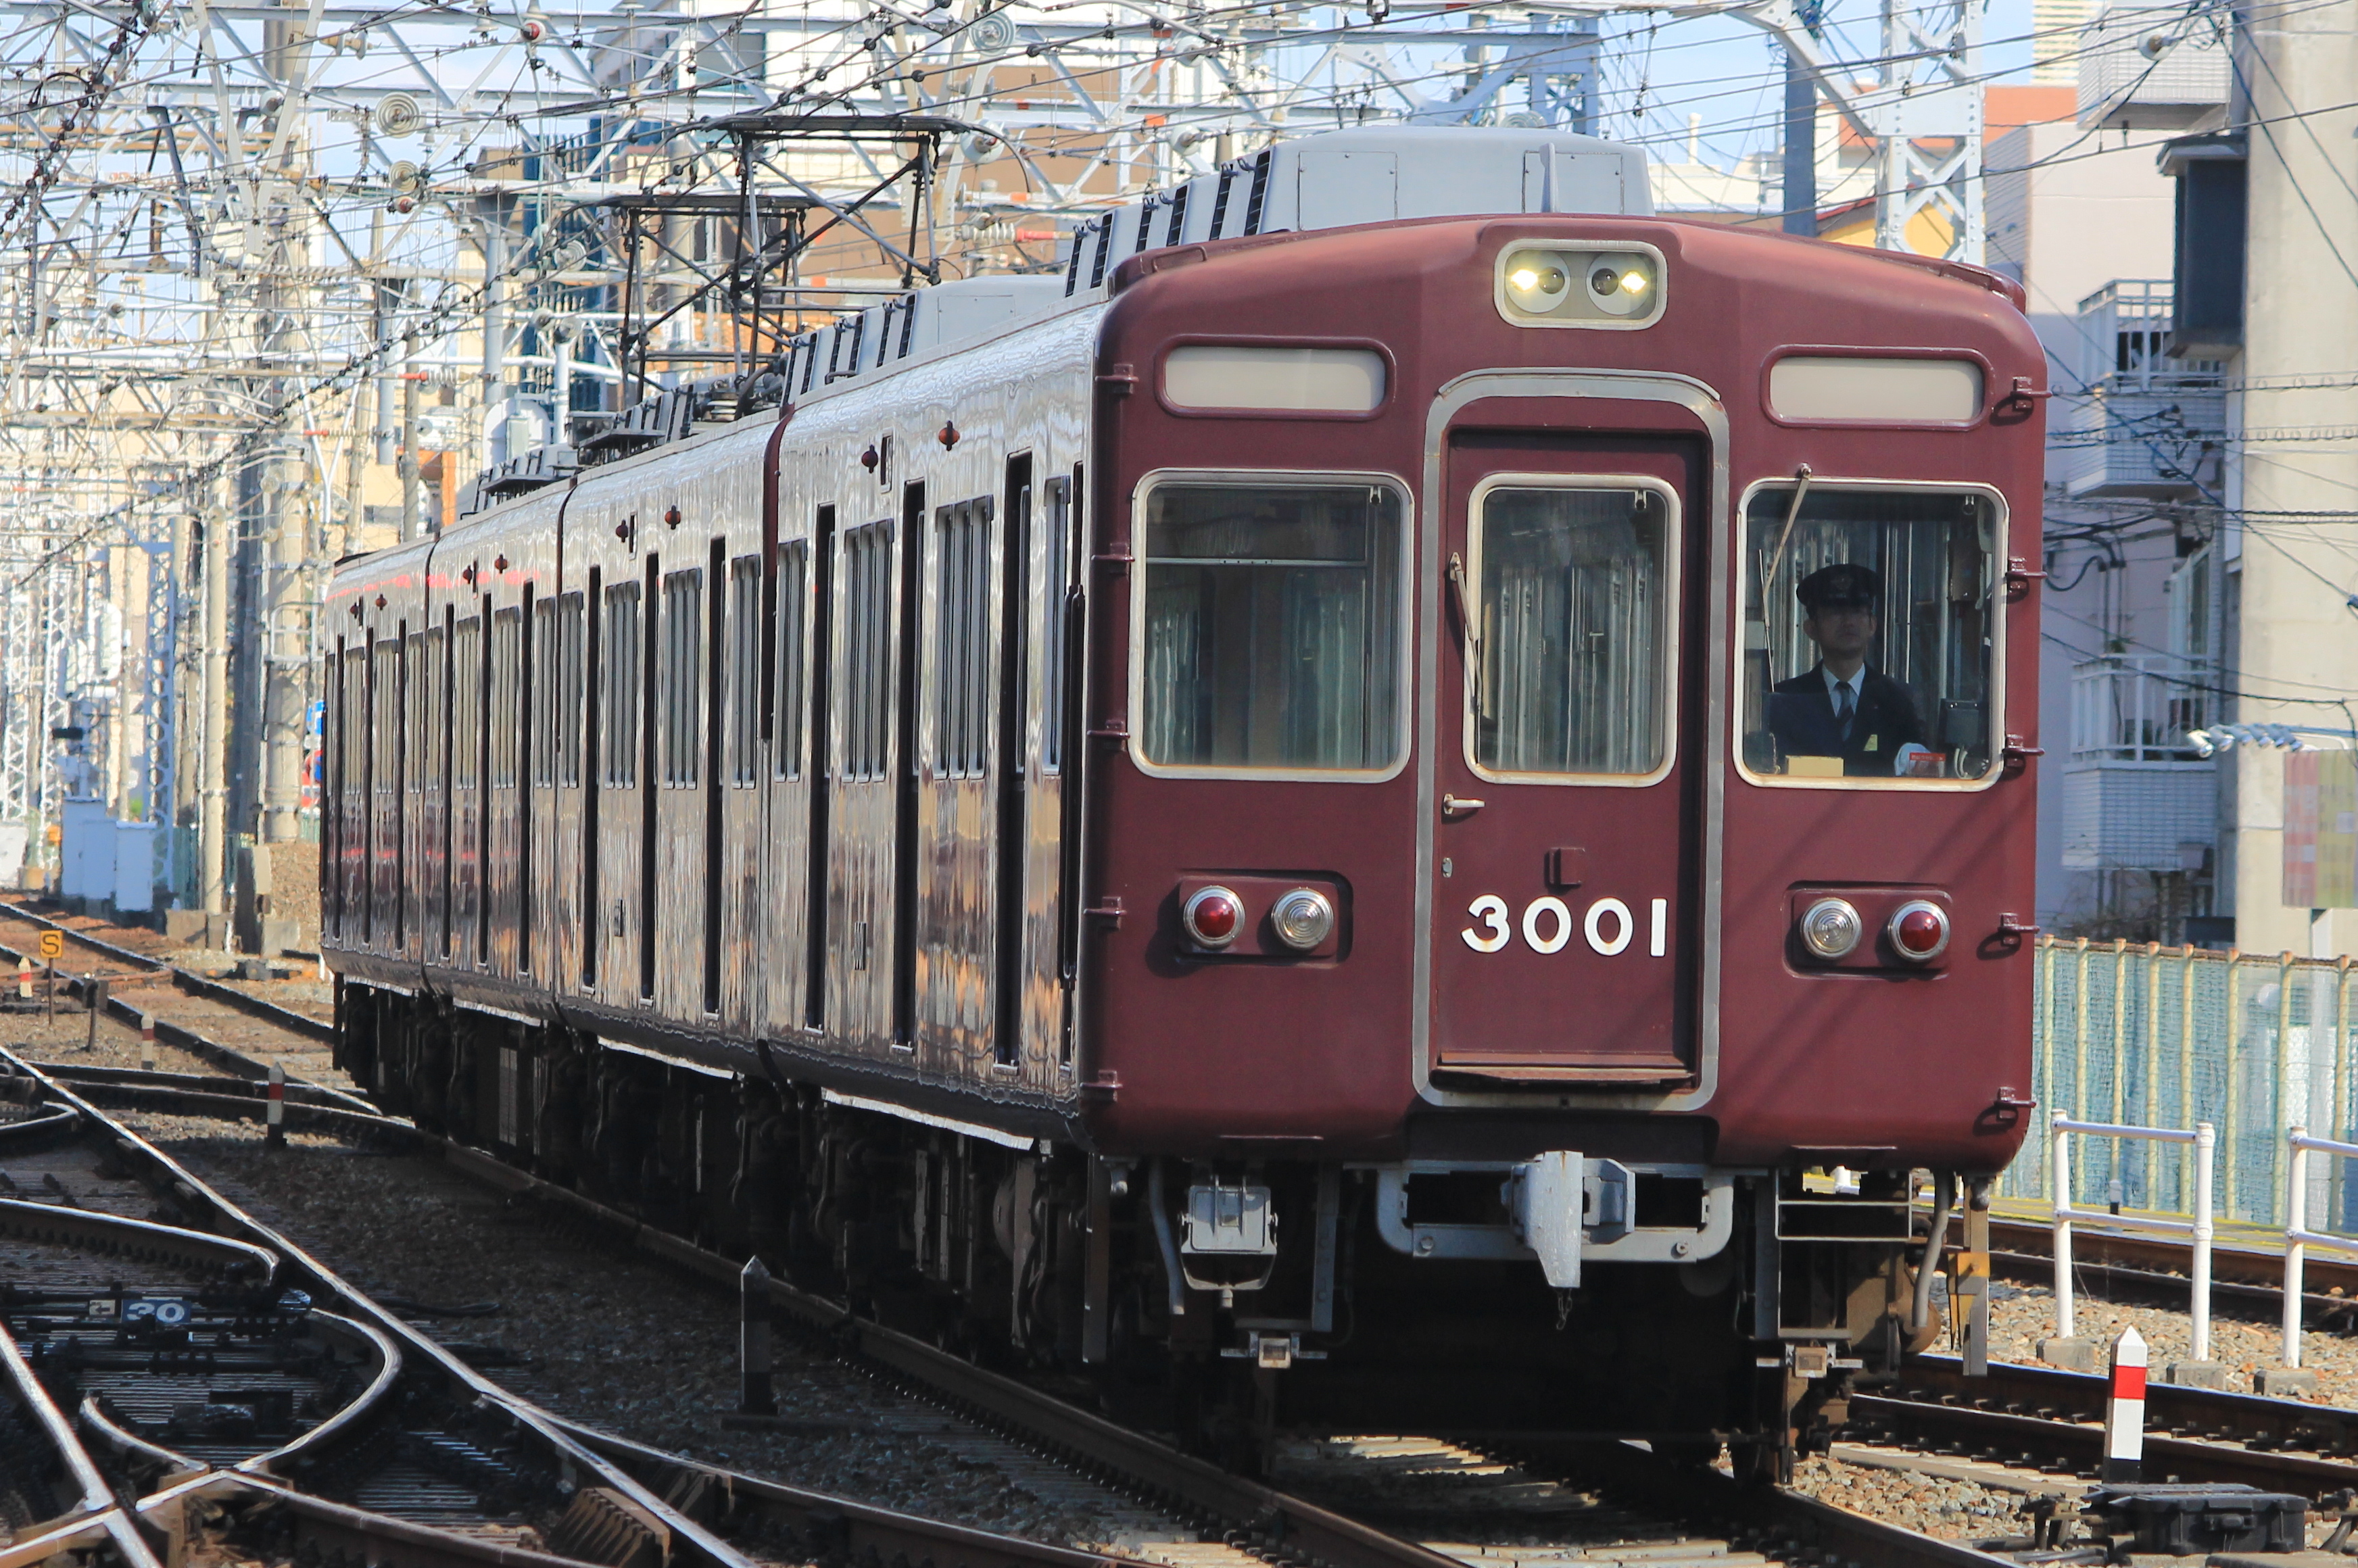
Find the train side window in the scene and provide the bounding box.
[531,599,558,788]
[423,624,447,795]
[557,593,584,787]
[1136,477,1407,777]
[1041,476,1072,775]
[660,567,704,787]
[773,540,808,780]
[603,585,640,788]
[342,645,366,802]
[934,497,993,778]
[372,635,400,802]
[405,632,427,794]
[452,616,482,791]
[728,556,761,786]
[491,608,523,789]
[1738,482,2001,785]
[1469,481,1675,782]
[842,520,894,781]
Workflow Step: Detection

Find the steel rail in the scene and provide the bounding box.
[0,904,358,1096]
[0,1288,168,1568]
[0,1047,757,1568]
[7,1055,2018,1568]
[433,1141,1468,1568]
[1845,1389,2358,1496]
[0,1050,1157,1568]
[34,1067,429,1145]
[0,1177,409,1490]
[1904,1353,2358,1461]
[34,1059,387,1110]
[134,1469,627,1568]
[1501,1438,2017,1568]
[240,1308,407,1477]
[1986,1215,2358,1313]
[431,1140,2015,1568]
[0,1099,82,1150]
[0,1193,279,1281]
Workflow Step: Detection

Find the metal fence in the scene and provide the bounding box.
[2004,936,2358,1229]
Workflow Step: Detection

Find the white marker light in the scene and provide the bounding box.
[1799,897,1862,961]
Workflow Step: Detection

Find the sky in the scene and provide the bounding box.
[1577,0,2041,172]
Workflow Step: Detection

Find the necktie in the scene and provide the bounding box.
[1835,681,1855,738]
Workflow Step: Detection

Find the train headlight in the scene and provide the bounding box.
[1496,244,1664,328]
[1887,900,1951,963]
[1271,888,1334,952]
[1503,251,1571,314]
[1184,885,1244,949]
[1798,897,1862,961]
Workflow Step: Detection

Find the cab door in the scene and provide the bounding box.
[1428,428,1705,1084]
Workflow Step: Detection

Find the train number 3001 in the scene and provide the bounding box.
[1462,895,1669,958]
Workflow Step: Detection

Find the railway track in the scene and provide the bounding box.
[1,1033,2013,1568]
[1847,1352,2358,1498]
[0,900,347,1074]
[0,1050,1168,1568]
[1981,1215,2358,1331]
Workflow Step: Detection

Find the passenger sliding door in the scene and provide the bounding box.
[1427,429,1706,1085]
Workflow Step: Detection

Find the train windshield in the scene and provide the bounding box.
[1739,483,2000,784]
[1470,483,1674,779]
[1138,479,1405,775]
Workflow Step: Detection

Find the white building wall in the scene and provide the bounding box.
[1995,116,2189,931]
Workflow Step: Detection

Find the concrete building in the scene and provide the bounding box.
[2213,0,2358,959]
[2018,0,2358,960]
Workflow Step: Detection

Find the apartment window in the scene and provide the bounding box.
[728,556,761,785]
[661,567,703,787]
[774,540,808,781]
[602,585,640,787]
[934,497,993,778]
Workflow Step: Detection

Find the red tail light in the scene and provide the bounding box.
[1184,885,1243,948]
[1888,901,1950,963]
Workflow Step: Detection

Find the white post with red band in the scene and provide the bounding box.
[139,1014,155,1073]
[265,1062,285,1148]
[13,956,27,1001]
[2103,1325,2147,1482]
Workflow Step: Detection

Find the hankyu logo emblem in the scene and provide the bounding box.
[1461,896,1668,957]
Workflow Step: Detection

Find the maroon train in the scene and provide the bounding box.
[324,126,2044,1469]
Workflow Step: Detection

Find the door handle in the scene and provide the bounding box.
[1442,793,1486,818]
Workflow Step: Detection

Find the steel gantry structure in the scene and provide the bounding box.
[0,0,1983,932]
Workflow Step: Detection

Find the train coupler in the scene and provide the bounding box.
[1220,1329,1328,1369]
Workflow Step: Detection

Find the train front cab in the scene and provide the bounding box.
[1077,216,2043,1461]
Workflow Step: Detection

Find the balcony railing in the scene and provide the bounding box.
[2070,654,2214,764]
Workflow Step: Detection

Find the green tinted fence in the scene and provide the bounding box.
[2004,937,2358,1228]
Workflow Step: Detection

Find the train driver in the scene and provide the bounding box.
[1766,563,1933,777]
